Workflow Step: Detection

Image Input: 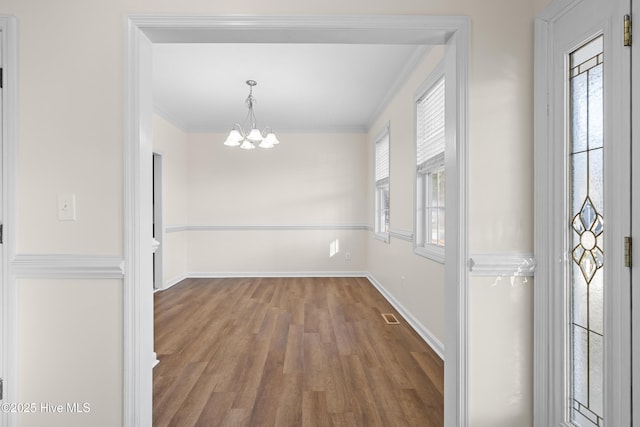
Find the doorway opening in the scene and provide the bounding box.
[125,15,469,427]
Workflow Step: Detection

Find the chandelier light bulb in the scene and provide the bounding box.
[223,129,243,147]
[247,128,264,142]
[265,132,280,145]
[239,139,256,150]
[258,139,274,149]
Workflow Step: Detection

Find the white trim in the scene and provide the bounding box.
[414,244,445,264]
[152,152,164,290]
[167,223,370,232]
[124,18,154,427]
[165,224,188,233]
[152,352,159,368]
[11,255,125,278]
[126,15,470,427]
[162,273,188,290]
[632,0,640,420]
[0,15,18,427]
[190,123,369,134]
[389,228,413,242]
[443,27,470,427]
[372,121,391,147]
[188,271,369,279]
[135,15,463,44]
[373,233,389,243]
[468,253,536,277]
[366,274,444,359]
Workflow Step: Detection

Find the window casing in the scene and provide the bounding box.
[374,127,390,241]
[415,75,445,262]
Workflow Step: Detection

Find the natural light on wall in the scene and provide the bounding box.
[329,239,340,258]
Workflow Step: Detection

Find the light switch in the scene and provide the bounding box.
[58,194,76,221]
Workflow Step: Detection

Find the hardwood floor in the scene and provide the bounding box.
[153,277,444,427]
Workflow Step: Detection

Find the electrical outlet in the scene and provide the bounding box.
[58,194,76,221]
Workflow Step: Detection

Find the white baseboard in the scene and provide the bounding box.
[156,271,369,292]
[366,274,444,360]
[162,274,189,290]
[186,271,369,279]
[152,352,159,368]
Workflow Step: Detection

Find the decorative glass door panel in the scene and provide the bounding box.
[569,34,605,427]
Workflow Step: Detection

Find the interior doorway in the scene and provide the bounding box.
[125,16,470,427]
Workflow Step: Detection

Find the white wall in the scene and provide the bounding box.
[17,279,122,427]
[4,0,540,426]
[366,46,446,347]
[152,114,188,287]
[186,132,368,275]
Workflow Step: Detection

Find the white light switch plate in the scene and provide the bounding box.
[58,194,76,221]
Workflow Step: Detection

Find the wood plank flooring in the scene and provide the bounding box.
[153,277,444,427]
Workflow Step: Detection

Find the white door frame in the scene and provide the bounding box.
[534,0,632,425]
[0,15,17,427]
[152,152,164,290]
[124,15,470,427]
[632,0,640,419]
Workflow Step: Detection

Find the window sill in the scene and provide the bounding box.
[374,232,390,243]
[414,244,444,264]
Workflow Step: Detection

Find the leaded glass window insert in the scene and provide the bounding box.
[569,34,604,427]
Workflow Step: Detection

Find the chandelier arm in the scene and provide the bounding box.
[223,80,278,149]
[232,122,246,138]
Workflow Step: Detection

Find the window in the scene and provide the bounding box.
[415,75,445,262]
[374,126,390,241]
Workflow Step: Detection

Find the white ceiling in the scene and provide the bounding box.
[152,43,428,133]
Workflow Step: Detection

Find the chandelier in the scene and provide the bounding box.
[223,80,280,150]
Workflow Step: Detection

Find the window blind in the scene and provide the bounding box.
[416,77,445,170]
[375,131,390,184]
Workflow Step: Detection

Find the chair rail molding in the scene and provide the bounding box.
[468,253,536,277]
[11,254,125,278]
[166,223,370,232]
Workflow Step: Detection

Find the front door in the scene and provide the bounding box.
[537,0,633,425]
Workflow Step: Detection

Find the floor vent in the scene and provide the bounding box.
[381,313,400,325]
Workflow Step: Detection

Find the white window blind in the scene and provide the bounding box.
[416,77,445,170]
[375,131,390,184]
